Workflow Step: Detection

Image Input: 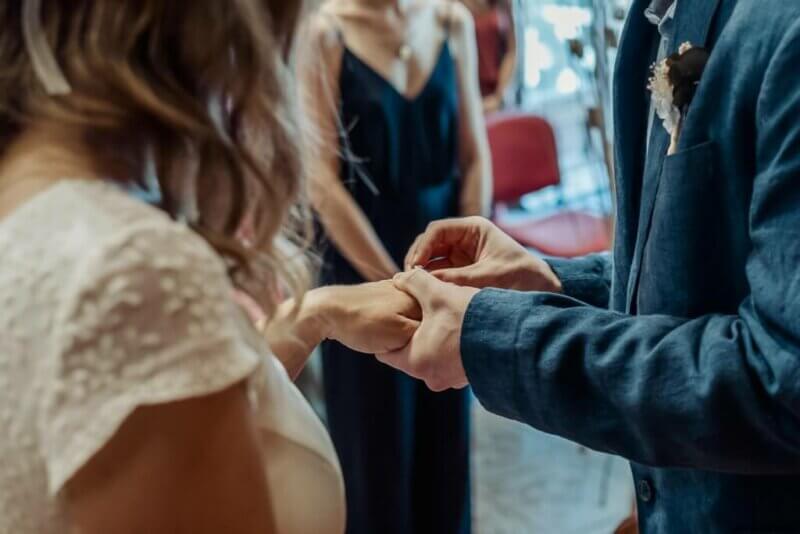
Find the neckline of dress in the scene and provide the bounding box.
[0,178,101,230]
[343,41,450,103]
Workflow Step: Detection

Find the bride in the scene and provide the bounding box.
[0,1,419,533]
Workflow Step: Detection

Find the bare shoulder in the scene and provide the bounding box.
[300,5,344,57]
[434,0,476,65]
[435,0,475,38]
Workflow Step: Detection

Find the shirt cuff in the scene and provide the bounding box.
[545,254,611,309]
[460,288,528,422]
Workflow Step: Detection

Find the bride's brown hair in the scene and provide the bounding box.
[0,0,312,315]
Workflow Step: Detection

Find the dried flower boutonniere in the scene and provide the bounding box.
[648,42,710,155]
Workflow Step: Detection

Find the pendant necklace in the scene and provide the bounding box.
[398,42,412,61]
[396,5,412,61]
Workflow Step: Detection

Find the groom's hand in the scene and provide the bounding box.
[377,269,479,392]
[405,217,562,292]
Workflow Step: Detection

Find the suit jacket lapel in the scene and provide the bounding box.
[612,0,658,303]
[625,0,723,312]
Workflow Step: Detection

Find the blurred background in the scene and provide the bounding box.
[301,0,637,532]
[457,2,637,532]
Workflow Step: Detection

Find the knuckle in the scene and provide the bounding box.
[427,377,447,392]
[403,321,419,337]
[410,358,431,378]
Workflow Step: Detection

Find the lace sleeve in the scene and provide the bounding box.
[39,222,262,495]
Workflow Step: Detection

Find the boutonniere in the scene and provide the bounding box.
[648,42,710,155]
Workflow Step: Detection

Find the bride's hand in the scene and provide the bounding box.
[262,281,420,379]
[317,281,421,355]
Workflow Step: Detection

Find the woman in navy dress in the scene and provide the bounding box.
[298,2,491,532]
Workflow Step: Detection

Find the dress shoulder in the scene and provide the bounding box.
[36,182,262,495]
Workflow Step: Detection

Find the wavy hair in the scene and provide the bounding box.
[0,0,312,316]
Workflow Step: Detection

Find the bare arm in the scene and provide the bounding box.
[296,13,399,281]
[65,385,277,534]
[260,293,326,380]
[491,1,517,108]
[448,3,493,217]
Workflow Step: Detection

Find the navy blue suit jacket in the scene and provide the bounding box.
[461,1,800,531]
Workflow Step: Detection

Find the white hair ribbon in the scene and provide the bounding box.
[22,0,72,95]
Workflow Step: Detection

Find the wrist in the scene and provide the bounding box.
[541,262,563,293]
[306,286,341,342]
[517,257,563,293]
[261,292,330,379]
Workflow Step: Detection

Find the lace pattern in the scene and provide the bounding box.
[0,180,343,534]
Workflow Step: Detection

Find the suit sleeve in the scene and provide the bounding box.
[545,253,612,309]
[461,20,800,474]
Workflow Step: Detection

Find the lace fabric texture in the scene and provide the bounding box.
[0,180,344,534]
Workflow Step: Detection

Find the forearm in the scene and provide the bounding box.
[493,47,516,100]
[459,157,492,217]
[489,3,517,104]
[315,184,399,281]
[461,289,800,474]
[545,253,611,308]
[298,15,395,281]
[453,3,492,218]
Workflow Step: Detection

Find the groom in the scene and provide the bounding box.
[377,0,800,532]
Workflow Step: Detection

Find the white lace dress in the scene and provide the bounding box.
[0,180,345,534]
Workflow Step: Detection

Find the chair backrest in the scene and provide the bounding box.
[486,112,561,204]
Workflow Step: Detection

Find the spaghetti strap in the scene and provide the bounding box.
[316,7,346,46]
[443,1,454,36]
[332,20,345,46]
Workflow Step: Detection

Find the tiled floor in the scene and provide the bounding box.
[300,357,634,534]
[472,400,634,534]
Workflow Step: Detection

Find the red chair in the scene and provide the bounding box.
[486,112,611,258]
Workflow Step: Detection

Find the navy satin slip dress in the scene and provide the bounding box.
[319,28,471,534]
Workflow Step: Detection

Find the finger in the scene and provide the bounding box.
[405,234,452,271]
[393,268,444,310]
[381,281,423,321]
[426,378,469,393]
[422,257,455,272]
[375,345,419,379]
[385,317,420,351]
[431,264,487,287]
[405,219,476,270]
[405,232,434,270]
[423,247,475,272]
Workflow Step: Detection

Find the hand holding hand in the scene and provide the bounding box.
[263,281,420,379]
[318,281,421,355]
[405,216,562,292]
[377,269,478,392]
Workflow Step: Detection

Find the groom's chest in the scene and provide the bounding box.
[613,0,778,317]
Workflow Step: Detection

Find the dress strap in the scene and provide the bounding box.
[442,1,454,37]
[316,7,347,48]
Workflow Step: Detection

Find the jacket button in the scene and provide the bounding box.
[638,479,654,503]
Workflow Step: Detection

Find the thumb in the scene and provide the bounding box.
[393,268,442,309]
